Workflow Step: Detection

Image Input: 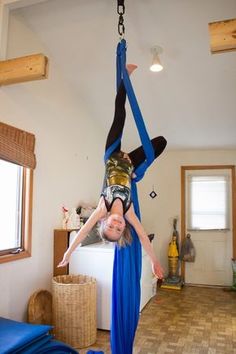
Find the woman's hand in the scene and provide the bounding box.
[57,253,70,268]
[152,261,164,279]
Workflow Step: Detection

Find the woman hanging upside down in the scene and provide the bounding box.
[58,64,167,279]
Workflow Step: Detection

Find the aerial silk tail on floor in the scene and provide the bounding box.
[104,39,156,354]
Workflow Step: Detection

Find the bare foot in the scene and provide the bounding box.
[126,64,138,76]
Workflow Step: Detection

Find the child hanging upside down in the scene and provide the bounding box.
[58,64,167,279]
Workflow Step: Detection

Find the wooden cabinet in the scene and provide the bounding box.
[53,229,78,276]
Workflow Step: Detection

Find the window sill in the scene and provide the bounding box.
[0,250,31,264]
[187,228,231,232]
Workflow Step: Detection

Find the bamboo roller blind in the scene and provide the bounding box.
[0,121,36,169]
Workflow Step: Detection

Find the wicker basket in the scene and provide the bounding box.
[52,274,97,348]
[28,289,52,325]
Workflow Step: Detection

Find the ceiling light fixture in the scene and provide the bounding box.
[150,45,163,72]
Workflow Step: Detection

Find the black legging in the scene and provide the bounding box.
[105,81,167,169]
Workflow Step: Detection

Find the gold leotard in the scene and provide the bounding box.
[102,152,134,214]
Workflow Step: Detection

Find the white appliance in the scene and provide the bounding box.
[69,232,156,330]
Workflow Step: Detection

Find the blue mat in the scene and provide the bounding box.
[16,335,52,353]
[0,317,77,354]
[27,340,78,353]
[0,317,52,353]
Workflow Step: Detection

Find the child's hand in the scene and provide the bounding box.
[57,253,70,268]
[152,261,164,279]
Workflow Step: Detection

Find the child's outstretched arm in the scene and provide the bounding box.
[125,205,164,279]
[58,197,107,268]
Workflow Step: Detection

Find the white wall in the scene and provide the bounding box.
[0,11,105,321]
[138,150,236,274]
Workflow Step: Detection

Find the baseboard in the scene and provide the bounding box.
[185,283,231,289]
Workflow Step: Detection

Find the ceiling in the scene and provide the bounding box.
[10,0,236,150]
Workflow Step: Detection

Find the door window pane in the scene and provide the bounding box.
[188,175,229,230]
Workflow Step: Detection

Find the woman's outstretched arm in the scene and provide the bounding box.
[125,205,164,279]
[58,197,107,267]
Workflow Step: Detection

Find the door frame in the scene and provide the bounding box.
[181,165,236,281]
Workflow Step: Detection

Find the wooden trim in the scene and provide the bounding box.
[2,0,49,10]
[180,167,186,279]
[182,165,234,170]
[208,18,236,54]
[0,0,49,59]
[0,250,30,263]
[0,54,48,86]
[0,2,9,59]
[232,166,236,259]
[54,230,70,276]
[23,168,33,256]
[0,167,33,264]
[180,165,236,280]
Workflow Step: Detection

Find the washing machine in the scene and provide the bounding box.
[69,232,155,330]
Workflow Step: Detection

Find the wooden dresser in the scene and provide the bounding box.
[53,229,78,276]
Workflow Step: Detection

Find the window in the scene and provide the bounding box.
[0,160,23,252]
[187,175,230,230]
[0,122,36,263]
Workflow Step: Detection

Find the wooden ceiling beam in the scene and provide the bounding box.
[209,18,236,54]
[0,53,48,86]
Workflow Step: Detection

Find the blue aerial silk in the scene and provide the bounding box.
[104,39,156,354]
[89,39,155,354]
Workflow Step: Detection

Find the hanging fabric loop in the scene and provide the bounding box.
[115,39,155,181]
[105,39,156,354]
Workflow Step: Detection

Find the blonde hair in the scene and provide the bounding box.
[99,218,132,247]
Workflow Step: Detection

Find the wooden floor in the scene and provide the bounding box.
[77,286,236,354]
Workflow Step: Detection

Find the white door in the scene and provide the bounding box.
[184,169,233,286]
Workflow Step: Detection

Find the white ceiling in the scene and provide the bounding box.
[11,0,236,150]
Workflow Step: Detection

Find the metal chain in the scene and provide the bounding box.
[117,1,125,37]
